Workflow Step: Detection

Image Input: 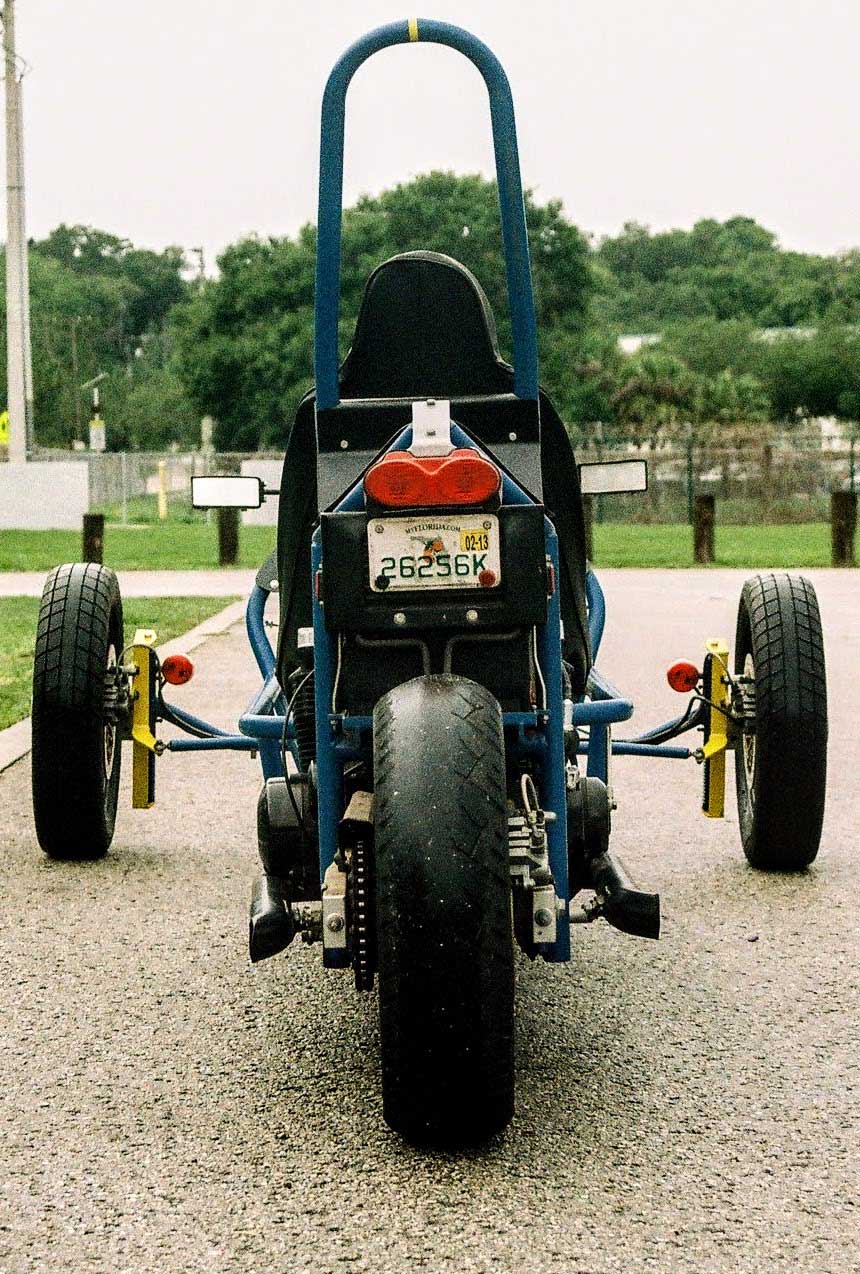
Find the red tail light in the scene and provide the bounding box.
[364,449,500,509]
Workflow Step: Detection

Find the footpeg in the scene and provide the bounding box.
[249,873,296,962]
[583,850,660,940]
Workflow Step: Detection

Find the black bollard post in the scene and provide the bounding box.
[831,491,857,567]
[693,494,715,564]
[82,513,105,564]
[218,506,239,566]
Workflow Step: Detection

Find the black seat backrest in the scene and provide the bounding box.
[339,251,512,400]
[315,251,541,507]
[278,251,592,694]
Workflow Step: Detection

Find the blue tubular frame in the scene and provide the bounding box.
[159,563,695,770]
[156,21,708,971]
[161,586,288,779]
[159,563,698,759]
[578,570,696,769]
[309,419,571,961]
[314,19,539,408]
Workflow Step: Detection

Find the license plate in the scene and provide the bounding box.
[367,515,501,592]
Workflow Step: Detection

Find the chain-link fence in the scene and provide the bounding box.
[33,429,859,526]
[32,450,283,523]
[575,431,857,524]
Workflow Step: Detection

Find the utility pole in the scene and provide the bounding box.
[16,34,32,452]
[2,0,33,461]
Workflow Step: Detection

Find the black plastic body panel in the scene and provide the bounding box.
[315,395,541,510]
[320,503,548,634]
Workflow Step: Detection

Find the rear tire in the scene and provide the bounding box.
[32,563,124,860]
[373,675,514,1145]
[734,573,827,870]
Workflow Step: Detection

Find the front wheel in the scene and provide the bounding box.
[31,563,125,859]
[373,675,514,1145]
[734,573,827,870]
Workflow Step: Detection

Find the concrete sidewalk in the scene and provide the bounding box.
[0,568,257,597]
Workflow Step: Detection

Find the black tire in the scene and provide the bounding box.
[32,563,124,860]
[734,573,827,870]
[373,675,514,1145]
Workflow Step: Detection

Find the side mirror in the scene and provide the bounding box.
[191,475,267,509]
[578,459,648,495]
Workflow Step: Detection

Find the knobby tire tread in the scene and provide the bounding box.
[31,563,124,859]
[734,573,827,870]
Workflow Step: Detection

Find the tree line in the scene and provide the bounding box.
[3,172,860,452]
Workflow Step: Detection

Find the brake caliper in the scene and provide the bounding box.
[508,775,559,949]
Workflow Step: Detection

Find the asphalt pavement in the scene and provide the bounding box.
[1,570,857,1273]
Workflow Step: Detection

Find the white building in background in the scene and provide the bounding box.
[616,333,661,355]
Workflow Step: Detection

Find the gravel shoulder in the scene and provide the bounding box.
[1,570,857,1274]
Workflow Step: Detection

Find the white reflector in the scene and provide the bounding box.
[578,459,648,495]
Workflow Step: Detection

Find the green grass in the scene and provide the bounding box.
[0,520,842,574]
[0,523,274,572]
[0,596,237,731]
[592,522,834,568]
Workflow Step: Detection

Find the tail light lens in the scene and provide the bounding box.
[364,449,500,509]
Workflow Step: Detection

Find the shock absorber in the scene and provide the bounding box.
[291,627,317,773]
[292,674,316,772]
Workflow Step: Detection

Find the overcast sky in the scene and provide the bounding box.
[7,0,858,269]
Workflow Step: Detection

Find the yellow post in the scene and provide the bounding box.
[157,460,168,520]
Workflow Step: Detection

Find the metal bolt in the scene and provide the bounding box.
[374,523,384,533]
[508,431,517,441]
[326,914,344,933]
[393,611,407,626]
[535,908,553,928]
[465,608,479,624]
[483,520,491,530]
[339,439,349,449]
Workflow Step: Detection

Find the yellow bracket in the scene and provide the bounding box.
[701,637,729,818]
[130,628,160,809]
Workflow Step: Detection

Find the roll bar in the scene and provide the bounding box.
[313,18,539,410]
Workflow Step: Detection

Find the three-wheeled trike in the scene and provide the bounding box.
[31,19,828,1146]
